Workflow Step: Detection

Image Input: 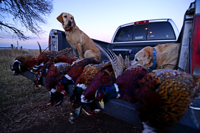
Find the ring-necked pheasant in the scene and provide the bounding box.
[95,65,151,108]
[33,47,73,71]
[33,48,76,86]
[69,64,100,108]
[55,58,101,91]
[46,62,72,106]
[34,55,77,87]
[135,70,200,132]
[11,54,34,75]
[11,42,42,75]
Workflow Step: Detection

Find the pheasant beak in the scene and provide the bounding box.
[99,99,104,109]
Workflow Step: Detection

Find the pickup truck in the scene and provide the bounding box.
[18,0,200,132]
[49,18,179,62]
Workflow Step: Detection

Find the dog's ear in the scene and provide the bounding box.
[57,13,63,23]
[142,47,153,66]
[143,54,151,65]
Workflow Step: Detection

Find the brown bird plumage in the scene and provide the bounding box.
[35,47,73,66]
[83,63,115,102]
[46,62,71,91]
[12,54,38,74]
[66,58,100,82]
[116,65,152,103]
[135,70,200,132]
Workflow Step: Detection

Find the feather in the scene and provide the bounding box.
[93,42,124,78]
[135,69,200,132]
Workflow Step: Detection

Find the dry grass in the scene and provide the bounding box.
[0,49,47,108]
[0,49,141,133]
[0,49,50,132]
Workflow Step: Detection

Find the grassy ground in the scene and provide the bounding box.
[0,49,142,133]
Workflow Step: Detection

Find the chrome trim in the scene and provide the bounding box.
[167,19,179,40]
[49,29,58,51]
[112,49,132,54]
[196,0,200,14]
[112,49,132,51]
[111,39,176,44]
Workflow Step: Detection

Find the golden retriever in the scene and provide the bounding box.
[57,12,101,61]
[131,43,180,70]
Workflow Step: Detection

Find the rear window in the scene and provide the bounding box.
[113,22,176,42]
[147,22,175,40]
[114,25,133,42]
[133,24,148,40]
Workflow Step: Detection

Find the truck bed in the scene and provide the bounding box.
[19,70,200,132]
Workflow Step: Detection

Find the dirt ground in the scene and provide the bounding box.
[0,98,142,133]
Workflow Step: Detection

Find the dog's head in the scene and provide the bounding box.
[131,46,153,68]
[57,12,76,31]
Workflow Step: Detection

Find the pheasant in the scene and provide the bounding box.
[34,60,54,87]
[134,70,200,132]
[33,47,73,71]
[33,55,77,87]
[95,65,151,109]
[56,57,101,91]
[11,54,34,75]
[70,63,115,115]
[46,62,71,106]
[70,64,100,108]
[82,63,116,103]
[57,55,77,64]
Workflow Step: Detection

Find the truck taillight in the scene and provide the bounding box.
[191,15,200,76]
[48,36,51,51]
[134,20,149,25]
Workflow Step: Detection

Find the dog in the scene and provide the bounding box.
[131,43,180,70]
[57,12,101,61]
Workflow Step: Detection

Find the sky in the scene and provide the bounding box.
[0,0,195,49]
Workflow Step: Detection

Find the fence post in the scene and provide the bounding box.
[17,41,19,50]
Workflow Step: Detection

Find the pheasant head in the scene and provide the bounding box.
[12,54,32,74]
[48,74,74,106]
[82,63,116,103]
[56,74,74,92]
[95,83,120,109]
[70,85,85,108]
[11,60,21,75]
[49,88,64,106]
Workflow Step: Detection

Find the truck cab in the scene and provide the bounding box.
[109,18,179,60]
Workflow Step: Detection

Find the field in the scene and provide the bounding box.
[0,49,142,133]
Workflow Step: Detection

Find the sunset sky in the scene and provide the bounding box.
[0,0,194,49]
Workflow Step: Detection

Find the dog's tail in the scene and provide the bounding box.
[93,42,124,78]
